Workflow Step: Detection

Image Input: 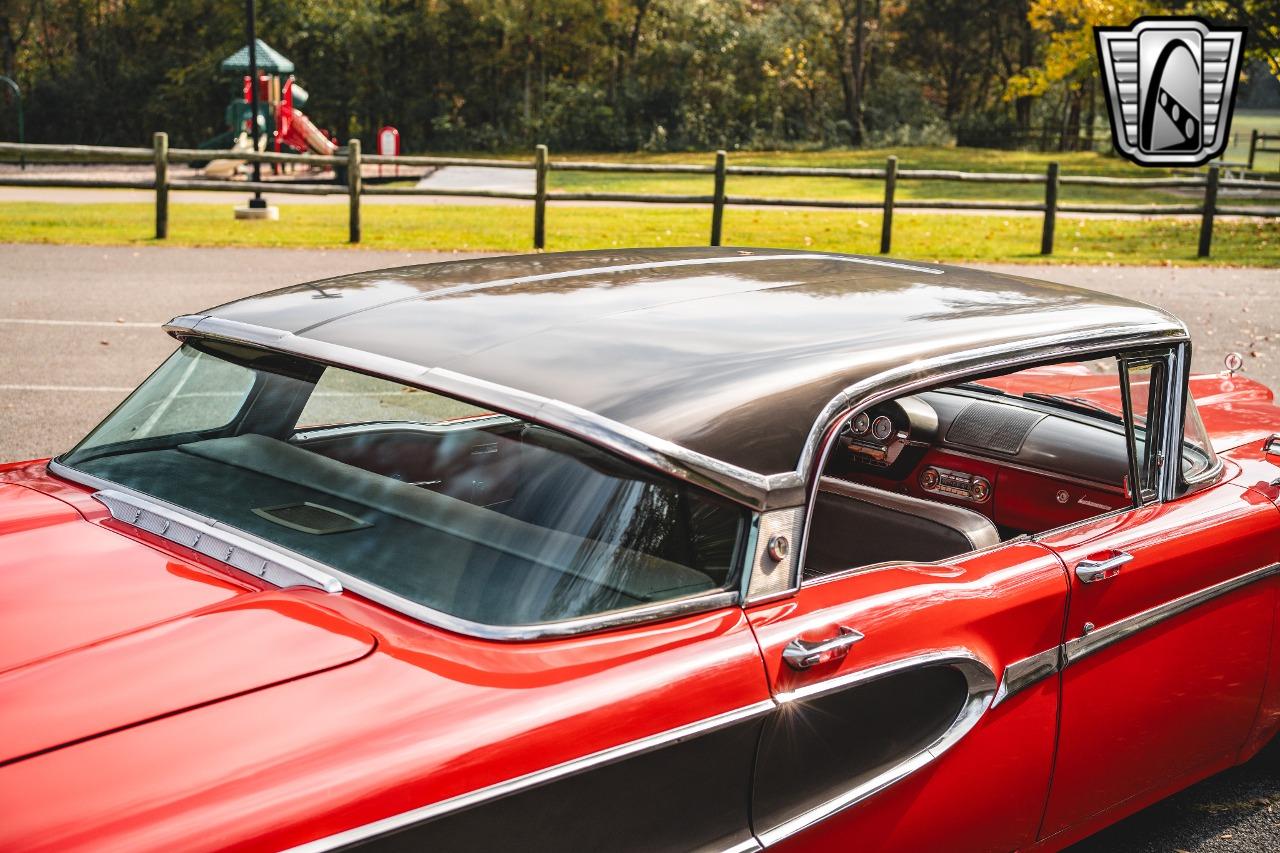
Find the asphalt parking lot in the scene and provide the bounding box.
[1,242,1279,849]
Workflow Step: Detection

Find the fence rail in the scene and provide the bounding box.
[2,135,1279,258]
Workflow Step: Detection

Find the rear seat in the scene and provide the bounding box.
[805,476,1001,577]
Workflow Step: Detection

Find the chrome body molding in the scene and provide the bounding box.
[1066,562,1280,664]
[54,461,742,642]
[91,487,342,594]
[280,699,779,853]
[760,649,998,846]
[992,647,1063,708]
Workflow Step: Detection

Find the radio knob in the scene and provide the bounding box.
[971,478,991,502]
[920,468,940,490]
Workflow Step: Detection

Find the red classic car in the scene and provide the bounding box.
[2,248,1279,852]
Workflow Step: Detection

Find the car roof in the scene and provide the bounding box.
[173,247,1187,502]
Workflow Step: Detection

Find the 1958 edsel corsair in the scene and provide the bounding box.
[2,248,1279,852]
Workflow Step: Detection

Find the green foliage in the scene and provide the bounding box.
[0,0,1275,152]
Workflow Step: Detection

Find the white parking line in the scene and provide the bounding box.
[0,318,158,328]
[0,384,134,392]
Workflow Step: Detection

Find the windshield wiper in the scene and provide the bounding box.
[1021,392,1124,422]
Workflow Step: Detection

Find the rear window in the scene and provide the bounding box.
[61,341,746,629]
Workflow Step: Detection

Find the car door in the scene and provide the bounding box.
[1036,350,1280,839]
[744,535,1067,852]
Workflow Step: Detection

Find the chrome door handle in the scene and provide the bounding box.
[783,626,865,670]
[1075,550,1133,583]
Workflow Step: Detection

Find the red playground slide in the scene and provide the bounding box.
[275,78,337,156]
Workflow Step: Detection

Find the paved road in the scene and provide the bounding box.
[1,243,1278,850]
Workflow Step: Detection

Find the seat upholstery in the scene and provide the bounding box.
[805,477,1001,577]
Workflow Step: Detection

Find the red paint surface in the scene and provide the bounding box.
[0,365,1275,851]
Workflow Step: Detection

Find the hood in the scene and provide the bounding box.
[1188,373,1280,453]
[0,482,375,764]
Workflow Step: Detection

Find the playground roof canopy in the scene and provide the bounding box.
[220,39,295,74]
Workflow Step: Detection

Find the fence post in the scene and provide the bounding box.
[347,139,361,244]
[880,156,897,254]
[1198,164,1219,258]
[710,150,727,247]
[1040,161,1059,255]
[1248,129,1259,170]
[533,144,548,250]
[153,131,169,240]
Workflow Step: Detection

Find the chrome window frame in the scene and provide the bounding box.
[792,329,1188,589]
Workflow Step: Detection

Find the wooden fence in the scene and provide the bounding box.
[2,134,1279,258]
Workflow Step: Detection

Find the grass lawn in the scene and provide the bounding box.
[4,200,1278,265]
[1224,109,1280,166]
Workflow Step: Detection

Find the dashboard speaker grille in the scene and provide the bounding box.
[946,401,1043,455]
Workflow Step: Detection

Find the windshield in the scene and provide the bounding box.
[60,341,747,628]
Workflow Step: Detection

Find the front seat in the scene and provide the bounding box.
[805,476,1001,576]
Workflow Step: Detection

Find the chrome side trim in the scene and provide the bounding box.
[1066,562,1280,664]
[92,488,342,593]
[761,649,997,846]
[992,647,1062,707]
[818,476,1001,552]
[280,699,779,853]
[53,461,742,642]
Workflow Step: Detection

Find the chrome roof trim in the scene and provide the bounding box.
[53,460,742,642]
[760,648,997,846]
[165,316,1186,515]
[1065,562,1280,664]
[280,698,778,853]
[166,314,804,511]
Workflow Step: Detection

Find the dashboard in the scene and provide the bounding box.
[828,389,1131,535]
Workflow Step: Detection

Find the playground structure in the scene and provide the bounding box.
[201,39,338,179]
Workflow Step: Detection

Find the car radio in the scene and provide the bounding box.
[919,465,991,503]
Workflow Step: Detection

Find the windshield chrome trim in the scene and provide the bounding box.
[760,648,997,846]
[280,698,778,853]
[50,460,743,642]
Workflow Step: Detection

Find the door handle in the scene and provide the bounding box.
[783,626,864,670]
[1075,550,1133,583]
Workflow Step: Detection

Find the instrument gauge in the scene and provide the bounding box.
[870,415,894,442]
[850,412,871,435]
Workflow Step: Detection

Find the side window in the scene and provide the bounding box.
[805,355,1157,581]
